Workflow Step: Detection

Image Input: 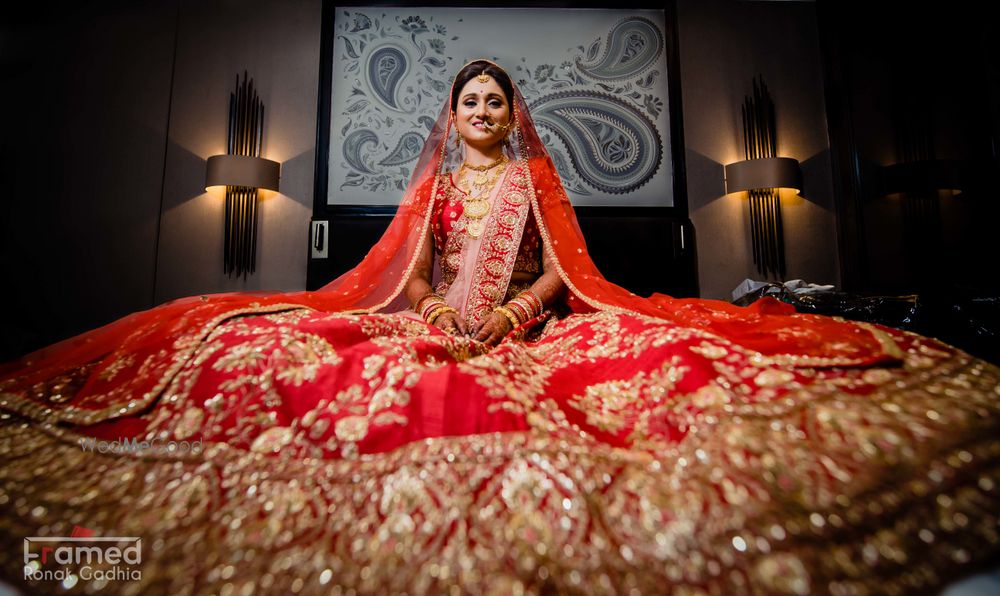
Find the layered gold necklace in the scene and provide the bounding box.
[456,154,508,239]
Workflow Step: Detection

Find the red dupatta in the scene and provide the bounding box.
[0,59,900,425]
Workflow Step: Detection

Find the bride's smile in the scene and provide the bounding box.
[453,79,511,157]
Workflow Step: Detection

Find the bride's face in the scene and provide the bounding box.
[453,76,511,152]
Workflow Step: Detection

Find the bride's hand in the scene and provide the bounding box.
[472,312,512,346]
[434,312,468,336]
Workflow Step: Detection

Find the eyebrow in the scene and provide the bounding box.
[461,92,504,100]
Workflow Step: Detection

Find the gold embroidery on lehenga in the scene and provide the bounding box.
[1,309,999,594]
[436,177,465,289]
[569,356,688,435]
[0,303,318,426]
[97,354,135,382]
[251,426,294,453]
[143,311,498,457]
[1,335,998,595]
[334,416,370,441]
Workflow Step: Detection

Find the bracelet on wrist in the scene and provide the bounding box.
[416,292,445,314]
[506,299,531,323]
[516,290,543,316]
[420,298,448,321]
[493,305,521,330]
[426,306,457,325]
[414,291,442,313]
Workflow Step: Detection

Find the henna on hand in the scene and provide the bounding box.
[473,312,512,346]
[435,312,468,336]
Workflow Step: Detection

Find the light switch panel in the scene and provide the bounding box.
[311,220,328,259]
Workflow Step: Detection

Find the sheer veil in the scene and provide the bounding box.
[314,58,902,367]
[311,59,553,315]
[0,59,902,425]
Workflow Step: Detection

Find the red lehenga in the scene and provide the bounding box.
[1,61,999,594]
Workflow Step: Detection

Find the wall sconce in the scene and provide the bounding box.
[205,71,280,278]
[723,76,802,279]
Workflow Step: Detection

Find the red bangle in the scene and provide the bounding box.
[507,300,530,323]
[415,292,442,313]
[421,298,446,320]
[518,291,543,316]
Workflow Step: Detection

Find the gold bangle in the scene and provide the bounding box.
[426,306,448,324]
[420,299,447,320]
[427,306,457,325]
[414,291,441,312]
[427,307,450,324]
[493,305,521,330]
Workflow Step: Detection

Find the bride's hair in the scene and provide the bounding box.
[449,60,515,112]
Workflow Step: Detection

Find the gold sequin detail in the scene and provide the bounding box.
[505,190,527,205]
[0,315,998,594]
[334,415,370,441]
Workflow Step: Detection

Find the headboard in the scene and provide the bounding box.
[306,208,697,299]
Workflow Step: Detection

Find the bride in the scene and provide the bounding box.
[1,59,998,594]
[399,61,566,345]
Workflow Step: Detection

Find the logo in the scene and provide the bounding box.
[78,436,202,455]
[24,527,141,586]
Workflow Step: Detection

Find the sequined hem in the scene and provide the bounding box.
[0,310,1000,594]
[1,413,997,595]
[0,304,317,426]
[1,314,999,594]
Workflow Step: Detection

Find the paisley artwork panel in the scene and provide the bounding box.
[327,7,673,207]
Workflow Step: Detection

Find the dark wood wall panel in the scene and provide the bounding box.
[307,214,697,299]
[818,1,999,296]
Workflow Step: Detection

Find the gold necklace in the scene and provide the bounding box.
[455,156,508,239]
[461,154,507,197]
[462,154,506,171]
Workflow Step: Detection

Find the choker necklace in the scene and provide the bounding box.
[462,154,506,171]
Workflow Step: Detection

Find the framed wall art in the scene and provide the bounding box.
[316,3,683,210]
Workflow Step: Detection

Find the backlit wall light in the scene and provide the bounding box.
[205,71,280,278]
[723,76,801,279]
